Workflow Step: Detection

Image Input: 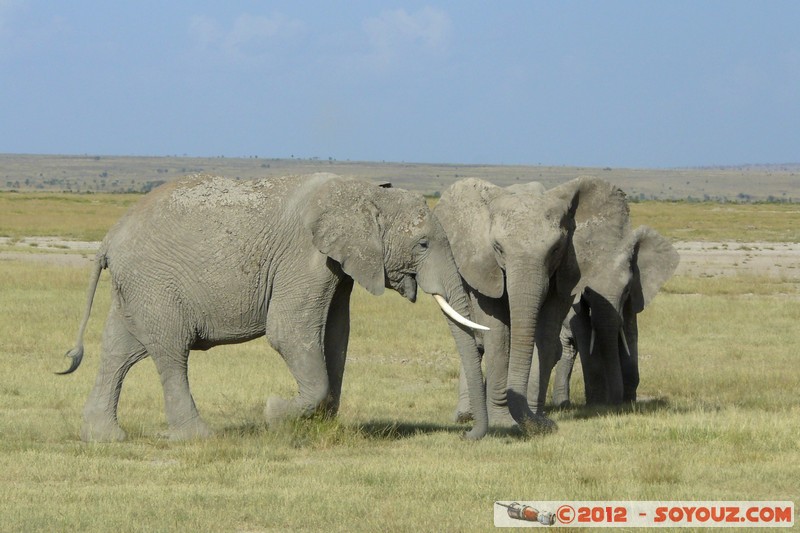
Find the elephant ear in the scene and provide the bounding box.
[435,178,505,298]
[565,176,632,291]
[306,178,385,296]
[627,226,679,313]
[540,179,583,300]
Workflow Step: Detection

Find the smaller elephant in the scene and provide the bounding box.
[58,173,490,441]
[550,224,679,406]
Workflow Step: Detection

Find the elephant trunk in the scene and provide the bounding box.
[504,262,546,427]
[621,314,640,402]
[591,324,624,404]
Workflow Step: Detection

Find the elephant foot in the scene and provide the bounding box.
[80,417,127,442]
[552,393,571,408]
[455,407,516,427]
[454,409,474,424]
[265,394,327,426]
[265,396,307,426]
[488,406,517,428]
[453,393,473,424]
[161,417,213,441]
[519,413,558,436]
[319,396,340,420]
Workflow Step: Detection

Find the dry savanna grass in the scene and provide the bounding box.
[0,194,798,531]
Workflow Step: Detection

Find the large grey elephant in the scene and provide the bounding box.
[518,178,679,407]
[546,221,679,407]
[435,177,607,432]
[58,173,490,442]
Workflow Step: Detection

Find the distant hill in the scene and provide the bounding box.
[1,153,798,202]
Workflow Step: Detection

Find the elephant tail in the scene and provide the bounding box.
[56,252,108,375]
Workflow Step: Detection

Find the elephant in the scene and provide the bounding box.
[515,178,679,407]
[546,223,679,407]
[435,177,609,433]
[58,173,490,442]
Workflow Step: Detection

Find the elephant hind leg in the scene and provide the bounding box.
[81,303,148,442]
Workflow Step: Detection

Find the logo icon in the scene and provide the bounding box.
[496,502,556,525]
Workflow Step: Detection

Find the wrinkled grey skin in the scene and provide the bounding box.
[59,173,488,442]
[523,179,679,407]
[436,177,598,433]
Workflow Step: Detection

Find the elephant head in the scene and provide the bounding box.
[306,177,490,438]
[568,219,679,405]
[435,178,584,428]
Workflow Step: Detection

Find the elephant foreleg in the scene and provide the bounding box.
[454,291,514,427]
[81,301,148,442]
[322,278,354,418]
[621,311,640,402]
[552,328,577,408]
[527,292,570,430]
[264,298,331,425]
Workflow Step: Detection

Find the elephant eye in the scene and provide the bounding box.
[417,238,429,250]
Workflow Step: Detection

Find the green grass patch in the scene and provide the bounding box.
[0,192,141,240]
[630,201,800,242]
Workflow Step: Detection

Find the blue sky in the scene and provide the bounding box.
[1,1,798,168]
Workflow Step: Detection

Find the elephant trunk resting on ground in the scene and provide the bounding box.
[59,173,490,441]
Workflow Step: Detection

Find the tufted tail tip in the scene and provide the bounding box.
[55,346,84,375]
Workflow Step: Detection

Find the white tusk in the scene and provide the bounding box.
[589,328,596,354]
[433,294,490,331]
[619,327,631,357]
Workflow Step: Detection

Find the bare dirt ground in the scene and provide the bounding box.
[0,237,100,268]
[2,237,800,279]
[673,241,800,278]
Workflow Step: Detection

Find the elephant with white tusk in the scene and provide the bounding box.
[445,176,666,431]
[58,173,490,442]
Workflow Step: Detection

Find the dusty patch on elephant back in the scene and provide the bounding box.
[168,174,275,210]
